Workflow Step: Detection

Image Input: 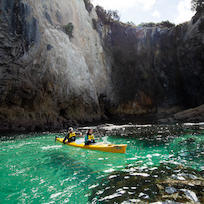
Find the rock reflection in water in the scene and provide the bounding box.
[89,164,204,203]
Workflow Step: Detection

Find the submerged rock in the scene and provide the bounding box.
[89,164,204,203]
[165,187,177,194]
[180,189,198,202]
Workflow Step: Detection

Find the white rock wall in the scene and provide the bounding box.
[24,0,113,102]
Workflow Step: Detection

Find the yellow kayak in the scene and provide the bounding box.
[56,137,127,153]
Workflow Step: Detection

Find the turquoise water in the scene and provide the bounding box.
[0,129,203,203]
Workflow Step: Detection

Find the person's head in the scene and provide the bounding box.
[87,129,93,134]
[69,127,73,133]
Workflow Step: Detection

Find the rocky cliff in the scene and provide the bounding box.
[0,0,203,132]
[96,8,204,119]
[0,0,114,131]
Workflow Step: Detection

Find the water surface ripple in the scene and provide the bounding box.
[0,124,203,203]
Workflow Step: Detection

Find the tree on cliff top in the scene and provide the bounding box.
[138,21,175,28]
[191,0,204,11]
[96,6,120,24]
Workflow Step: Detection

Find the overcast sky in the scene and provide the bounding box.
[91,0,195,25]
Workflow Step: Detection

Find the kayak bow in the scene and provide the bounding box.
[56,137,127,153]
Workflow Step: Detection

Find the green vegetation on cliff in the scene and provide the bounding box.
[138,21,175,28]
[95,6,120,24]
[191,0,204,11]
[63,22,74,38]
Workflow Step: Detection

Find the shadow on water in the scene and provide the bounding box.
[43,151,99,180]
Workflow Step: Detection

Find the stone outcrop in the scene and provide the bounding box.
[89,164,204,203]
[174,104,204,122]
[0,0,203,132]
[0,0,113,131]
[97,10,204,117]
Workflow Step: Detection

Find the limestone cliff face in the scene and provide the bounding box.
[0,0,203,132]
[0,0,113,131]
[98,11,204,118]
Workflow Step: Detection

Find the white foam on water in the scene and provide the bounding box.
[75,139,84,144]
[131,187,137,189]
[127,157,138,160]
[152,153,161,156]
[147,154,152,158]
[131,173,150,177]
[180,189,198,202]
[79,126,97,130]
[123,187,129,189]
[88,184,99,189]
[11,168,26,176]
[8,142,39,149]
[99,193,122,201]
[96,190,104,195]
[116,166,124,169]
[50,192,62,199]
[109,175,117,179]
[149,167,158,170]
[183,122,204,126]
[101,125,134,131]
[101,124,152,130]
[41,145,61,150]
[100,124,152,131]
[172,174,186,180]
[138,192,149,199]
[118,190,126,194]
[104,168,115,173]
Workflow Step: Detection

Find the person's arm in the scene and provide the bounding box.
[65,132,69,138]
[85,134,88,142]
[75,132,83,137]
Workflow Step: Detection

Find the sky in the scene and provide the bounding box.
[91,0,195,25]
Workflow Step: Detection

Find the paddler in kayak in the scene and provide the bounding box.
[63,127,76,144]
[85,129,96,145]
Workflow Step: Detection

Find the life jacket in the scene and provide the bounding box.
[69,132,76,139]
[88,134,94,140]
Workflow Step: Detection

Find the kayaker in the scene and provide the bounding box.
[63,127,76,144]
[85,129,95,145]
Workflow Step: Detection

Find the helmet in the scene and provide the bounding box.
[69,127,73,132]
